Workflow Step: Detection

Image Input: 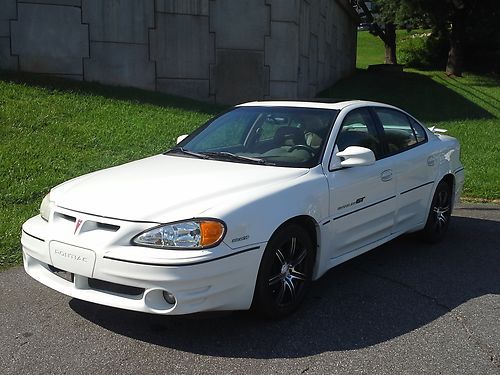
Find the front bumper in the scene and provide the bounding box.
[21,210,265,315]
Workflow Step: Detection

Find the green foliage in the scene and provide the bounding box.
[371,0,500,72]
[370,0,426,29]
[398,31,448,70]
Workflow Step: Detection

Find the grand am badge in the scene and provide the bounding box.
[338,196,365,210]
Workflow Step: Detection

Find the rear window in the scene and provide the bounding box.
[373,108,420,154]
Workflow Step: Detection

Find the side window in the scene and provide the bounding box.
[373,108,418,154]
[410,118,427,143]
[335,109,383,159]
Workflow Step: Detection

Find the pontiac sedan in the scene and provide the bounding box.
[21,100,464,318]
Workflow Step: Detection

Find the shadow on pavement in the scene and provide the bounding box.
[70,216,500,359]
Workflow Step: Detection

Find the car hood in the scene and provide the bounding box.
[51,155,309,222]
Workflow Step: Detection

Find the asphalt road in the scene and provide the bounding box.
[1,203,499,375]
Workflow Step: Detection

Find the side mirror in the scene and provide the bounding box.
[176,134,188,144]
[336,146,375,167]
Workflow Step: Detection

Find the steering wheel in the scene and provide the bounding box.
[288,144,316,156]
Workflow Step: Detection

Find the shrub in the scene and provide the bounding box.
[398,32,448,70]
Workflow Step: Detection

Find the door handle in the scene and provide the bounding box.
[380,169,393,182]
[427,156,436,166]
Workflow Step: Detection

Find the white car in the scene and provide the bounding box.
[21,100,464,318]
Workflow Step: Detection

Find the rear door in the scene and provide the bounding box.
[371,107,438,233]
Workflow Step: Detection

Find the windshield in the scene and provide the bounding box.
[170,106,338,168]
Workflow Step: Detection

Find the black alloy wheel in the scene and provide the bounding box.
[421,181,452,243]
[252,224,315,318]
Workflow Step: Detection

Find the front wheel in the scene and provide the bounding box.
[420,181,452,243]
[252,224,315,318]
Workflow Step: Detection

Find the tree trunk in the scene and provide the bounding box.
[446,6,466,76]
[384,22,397,64]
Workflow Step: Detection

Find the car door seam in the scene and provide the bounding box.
[400,181,435,195]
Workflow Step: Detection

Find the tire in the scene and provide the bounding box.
[252,224,315,318]
[420,181,452,243]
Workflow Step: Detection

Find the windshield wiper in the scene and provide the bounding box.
[165,147,210,160]
[203,151,273,165]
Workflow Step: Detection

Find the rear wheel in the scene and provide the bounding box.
[420,181,452,243]
[252,224,315,318]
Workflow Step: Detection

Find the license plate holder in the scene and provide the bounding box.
[49,241,96,278]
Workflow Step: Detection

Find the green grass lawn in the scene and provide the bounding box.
[0,74,223,269]
[321,31,500,201]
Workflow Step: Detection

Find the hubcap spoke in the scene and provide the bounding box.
[292,249,307,268]
[289,237,297,259]
[284,278,296,300]
[276,281,286,305]
[275,249,286,266]
[290,269,307,281]
[268,273,283,286]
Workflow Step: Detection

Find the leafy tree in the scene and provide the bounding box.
[359,0,500,75]
[355,0,425,65]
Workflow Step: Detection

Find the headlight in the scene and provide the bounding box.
[39,193,53,221]
[132,219,226,249]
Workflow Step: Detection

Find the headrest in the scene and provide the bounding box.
[273,127,306,146]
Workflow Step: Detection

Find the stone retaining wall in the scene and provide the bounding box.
[0,0,357,104]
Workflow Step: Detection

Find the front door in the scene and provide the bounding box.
[326,108,396,259]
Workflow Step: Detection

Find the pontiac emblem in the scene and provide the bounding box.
[74,219,83,235]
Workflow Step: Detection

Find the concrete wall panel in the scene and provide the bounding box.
[0,37,17,70]
[0,0,16,37]
[320,0,328,16]
[11,3,88,75]
[212,49,267,105]
[156,0,209,16]
[157,78,210,101]
[210,0,270,50]
[299,0,310,57]
[318,17,326,63]
[82,0,154,44]
[265,22,299,82]
[269,81,297,99]
[268,0,300,23]
[18,0,81,5]
[151,13,213,79]
[84,42,155,90]
[310,0,320,36]
[297,55,309,97]
[3,0,357,103]
[308,34,318,87]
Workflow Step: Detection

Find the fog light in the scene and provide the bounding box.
[163,290,176,305]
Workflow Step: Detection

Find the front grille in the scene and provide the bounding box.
[88,278,144,296]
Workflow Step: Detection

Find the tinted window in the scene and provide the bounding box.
[189,110,254,150]
[178,106,338,168]
[373,108,418,154]
[410,118,427,143]
[258,113,292,141]
[335,109,383,159]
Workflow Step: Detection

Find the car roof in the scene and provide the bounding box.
[237,100,392,111]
